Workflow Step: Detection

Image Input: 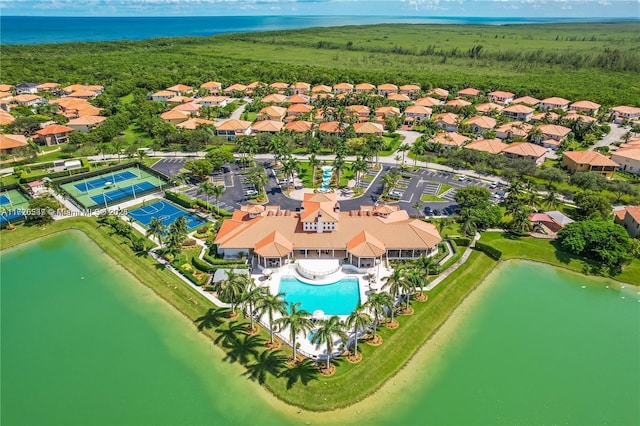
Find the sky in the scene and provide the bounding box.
[1,0,638,17]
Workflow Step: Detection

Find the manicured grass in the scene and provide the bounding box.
[35,150,71,162]
[240,112,257,121]
[378,136,402,157]
[120,124,154,146]
[480,232,640,285]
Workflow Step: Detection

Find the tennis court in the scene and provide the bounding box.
[0,189,30,224]
[60,166,169,209]
[73,170,137,191]
[128,199,206,231]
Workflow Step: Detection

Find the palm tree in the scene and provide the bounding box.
[413,201,423,218]
[345,304,372,360]
[281,158,299,189]
[255,292,288,346]
[398,143,410,164]
[333,154,345,188]
[218,270,245,317]
[146,217,166,248]
[241,283,265,333]
[165,216,189,255]
[281,359,319,389]
[365,292,389,341]
[275,302,313,363]
[405,267,427,302]
[382,268,404,325]
[311,315,348,371]
[247,166,268,196]
[197,181,215,211]
[308,154,321,186]
[543,186,560,210]
[350,156,368,189]
[244,350,287,384]
[211,184,225,213]
[416,253,436,278]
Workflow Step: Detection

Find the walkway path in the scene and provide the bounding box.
[424,232,481,291]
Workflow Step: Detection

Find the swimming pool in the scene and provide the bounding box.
[278,276,360,316]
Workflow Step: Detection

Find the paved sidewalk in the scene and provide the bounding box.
[424,232,481,291]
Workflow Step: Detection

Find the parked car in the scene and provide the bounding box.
[457,175,467,181]
[489,182,498,189]
[244,190,258,197]
[424,206,432,215]
[433,209,441,216]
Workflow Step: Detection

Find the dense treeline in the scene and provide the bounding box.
[2,23,639,105]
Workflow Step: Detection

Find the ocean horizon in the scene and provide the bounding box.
[1,15,636,45]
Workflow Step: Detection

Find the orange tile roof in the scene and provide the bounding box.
[399,84,421,92]
[346,105,370,115]
[333,82,354,90]
[404,105,432,115]
[375,106,401,117]
[247,81,265,89]
[37,82,60,90]
[489,90,515,98]
[563,151,619,167]
[258,105,287,119]
[291,82,311,90]
[215,119,252,131]
[153,90,175,97]
[0,91,12,99]
[432,132,469,147]
[67,115,106,126]
[531,111,560,122]
[287,103,313,114]
[415,97,441,107]
[286,94,310,104]
[167,95,193,104]
[284,120,313,133]
[160,110,189,121]
[176,118,215,130]
[539,124,572,138]
[224,84,247,92]
[445,98,471,107]
[0,110,16,125]
[0,134,28,150]
[354,122,384,134]
[68,90,97,98]
[496,121,533,137]
[612,106,640,115]
[269,82,289,89]
[458,87,479,96]
[318,121,344,133]
[429,88,449,97]
[466,115,497,129]
[571,100,600,110]
[503,104,534,114]
[262,93,287,103]
[512,96,540,106]
[201,81,222,89]
[167,84,193,92]
[171,102,201,113]
[623,206,640,223]
[475,102,504,112]
[197,95,230,104]
[347,231,386,257]
[377,83,398,91]
[502,142,547,157]
[434,112,459,125]
[388,93,411,102]
[255,231,294,257]
[36,124,74,136]
[355,83,375,91]
[13,94,41,103]
[541,97,570,106]
[0,84,13,92]
[612,146,640,162]
[251,120,283,133]
[565,111,597,124]
[312,85,332,93]
[464,139,508,154]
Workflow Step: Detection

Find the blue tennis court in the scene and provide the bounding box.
[90,181,157,205]
[74,171,137,192]
[0,210,25,224]
[128,199,206,231]
[0,195,10,205]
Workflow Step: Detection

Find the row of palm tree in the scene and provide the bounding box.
[197,181,225,213]
[146,215,189,254]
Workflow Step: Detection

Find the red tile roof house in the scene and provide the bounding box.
[346,105,371,121]
[286,103,314,120]
[223,84,247,97]
[256,105,287,121]
[430,132,470,149]
[562,151,619,178]
[200,81,223,95]
[570,100,601,115]
[66,115,107,133]
[457,87,480,98]
[355,83,376,94]
[251,120,284,134]
[151,90,175,102]
[0,134,29,155]
[429,88,449,101]
[511,96,541,107]
[611,146,640,175]
[415,97,441,107]
[166,84,193,95]
[475,102,504,113]
[12,94,44,107]
[404,105,432,125]
[27,180,46,196]
[317,121,345,136]
[488,90,515,105]
[286,94,311,104]
[501,142,547,165]
[35,124,74,146]
[610,106,640,124]
[614,206,640,238]
[502,104,534,122]
[539,97,571,111]
[434,112,459,132]
[354,122,384,136]
[333,83,354,94]
[534,124,572,149]
[495,121,532,141]
[464,138,509,155]
[284,120,313,133]
[399,84,421,98]
[269,82,289,94]
[291,82,311,95]
[377,83,399,97]
[465,116,497,134]
[196,96,230,107]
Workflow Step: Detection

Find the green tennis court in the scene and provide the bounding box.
[0,189,30,224]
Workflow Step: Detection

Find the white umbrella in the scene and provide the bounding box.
[262,268,273,278]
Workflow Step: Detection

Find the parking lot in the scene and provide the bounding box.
[151,158,186,178]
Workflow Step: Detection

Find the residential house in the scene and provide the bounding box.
[528,212,573,234]
[404,105,432,124]
[246,82,266,95]
[457,87,480,97]
[346,105,371,122]
[171,102,201,116]
[388,93,411,102]
[431,132,469,149]
[0,110,16,125]
[67,89,98,99]
[564,111,597,124]
[284,120,313,133]
[291,82,311,95]
[434,112,459,132]
[355,83,376,94]
[286,94,310,104]
[502,104,534,122]
[610,106,640,124]
[52,98,101,118]
[501,142,547,165]
[317,121,345,136]
[0,134,28,155]
[286,103,314,120]
[27,180,47,196]
[166,84,193,95]
[399,84,421,98]
[262,93,287,104]
[36,82,60,93]
[176,118,215,130]
[375,106,401,121]
[614,206,640,238]
[488,91,515,105]
[539,97,570,111]
[197,96,229,107]
[223,84,247,96]
[66,115,106,133]
[12,94,43,107]
[530,111,560,124]
[35,124,74,146]
[312,85,333,95]
[475,102,504,113]
[377,84,399,97]
[611,146,640,174]
[269,82,289,94]
[415,97,441,107]
[200,81,223,95]
[429,88,449,101]
[464,138,508,155]
[167,95,193,104]
[0,84,14,92]
[15,82,39,95]
[445,98,471,108]
[354,122,384,136]
[214,191,441,268]
[570,100,601,115]
[333,83,354,94]
[257,105,287,121]
[562,151,619,178]
[215,119,252,140]
[62,84,104,95]
[251,120,284,134]
[536,124,572,148]
[160,110,190,125]
[151,90,175,102]
[511,96,540,107]
[495,121,532,140]
[466,116,497,134]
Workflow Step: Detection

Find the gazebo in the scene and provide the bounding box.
[254,231,293,269]
[346,231,386,269]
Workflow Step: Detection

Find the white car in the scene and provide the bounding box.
[244,190,258,197]
[457,175,467,181]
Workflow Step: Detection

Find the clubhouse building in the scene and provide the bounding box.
[214,192,441,271]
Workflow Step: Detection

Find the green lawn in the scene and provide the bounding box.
[120,124,154,146]
[35,150,71,162]
[240,112,257,121]
[480,232,640,285]
[420,182,452,202]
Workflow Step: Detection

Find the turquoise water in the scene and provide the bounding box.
[278,276,360,315]
[1,16,625,45]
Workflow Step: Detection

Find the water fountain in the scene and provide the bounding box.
[318,165,333,193]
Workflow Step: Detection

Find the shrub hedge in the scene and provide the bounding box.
[474,242,503,260]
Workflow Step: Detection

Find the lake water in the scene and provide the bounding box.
[1,233,638,425]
